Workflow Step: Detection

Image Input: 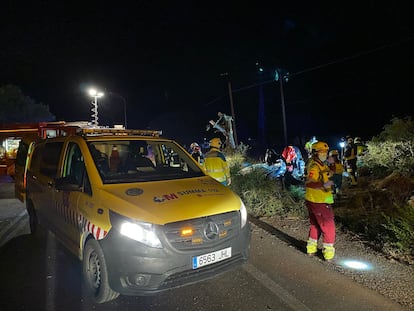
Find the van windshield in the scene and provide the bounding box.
[88,139,205,184]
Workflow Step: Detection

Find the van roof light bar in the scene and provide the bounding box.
[77,128,162,137]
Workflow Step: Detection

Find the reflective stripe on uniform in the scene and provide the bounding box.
[205,168,225,173]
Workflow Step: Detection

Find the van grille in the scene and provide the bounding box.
[163,211,240,251]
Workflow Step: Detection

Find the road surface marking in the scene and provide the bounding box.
[243,263,312,311]
[0,209,28,246]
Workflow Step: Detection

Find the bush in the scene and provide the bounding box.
[380,207,414,260]
[361,116,414,177]
[339,116,414,260]
[228,146,306,218]
[360,140,414,177]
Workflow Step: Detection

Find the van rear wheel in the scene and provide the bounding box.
[82,239,120,303]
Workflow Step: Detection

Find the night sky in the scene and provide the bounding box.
[1,2,414,150]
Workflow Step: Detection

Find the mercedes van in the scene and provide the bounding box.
[25,128,251,303]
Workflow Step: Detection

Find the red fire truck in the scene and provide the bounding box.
[0,121,86,177]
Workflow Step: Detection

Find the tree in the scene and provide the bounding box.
[0,84,55,123]
[373,116,414,142]
[362,116,414,177]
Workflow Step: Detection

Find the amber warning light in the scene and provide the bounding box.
[181,228,193,237]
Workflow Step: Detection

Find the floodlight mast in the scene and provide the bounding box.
[88,88,104,126]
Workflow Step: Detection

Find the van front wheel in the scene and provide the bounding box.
[82,239,120,303]
[26,201,39,235]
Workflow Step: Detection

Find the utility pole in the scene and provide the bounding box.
[227,80,238,146]
[256,62,266,147]
[275,69,289,146]
[279,76,287,146]
[220,72,238,146]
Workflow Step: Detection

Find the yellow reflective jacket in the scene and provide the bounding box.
[305,158,334,204]
[344,143,357,161]
[203,148,230,186]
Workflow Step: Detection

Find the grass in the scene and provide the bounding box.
[227,116,414,263]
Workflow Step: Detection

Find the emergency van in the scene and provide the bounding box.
[25,127,251,303]
[13,121,82,202]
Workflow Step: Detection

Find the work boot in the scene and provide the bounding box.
[350,175,358,186]
[306,239,318,256]
[322,244,335,261]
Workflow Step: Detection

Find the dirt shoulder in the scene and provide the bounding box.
[257,184,414,310]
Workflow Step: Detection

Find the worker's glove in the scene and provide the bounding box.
[324,180,334,188]
[321,180,334,191]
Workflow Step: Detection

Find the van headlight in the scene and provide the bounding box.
[120,221,162,248]
[240,200,248,228]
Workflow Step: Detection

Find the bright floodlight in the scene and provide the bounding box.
[89,89,104,97]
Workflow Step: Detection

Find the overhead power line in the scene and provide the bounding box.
[205,35,414,106]
[290,35,414,78]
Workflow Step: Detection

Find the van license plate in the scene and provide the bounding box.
[192,247,232,269]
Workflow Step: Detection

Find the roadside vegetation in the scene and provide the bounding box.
[228,116,414,264]
[0,84,55,122]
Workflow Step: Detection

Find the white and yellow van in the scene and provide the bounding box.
[25,128,251,303]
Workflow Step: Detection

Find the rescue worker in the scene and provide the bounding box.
[354,136,367,170]
[328,149,344,196]
[304,136,317,160]
[122,142,154,173]
[190,142,204,164]
[264,148,278,166]
[203,137,231,186]
[343,136,358,186]
[354,137,364,155]
[305,141,336,261]
[281,145,296,173]
[109,145,121,172]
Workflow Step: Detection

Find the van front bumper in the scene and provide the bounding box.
[100,222,251,296]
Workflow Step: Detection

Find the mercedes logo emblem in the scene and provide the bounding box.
[204,221,219,240]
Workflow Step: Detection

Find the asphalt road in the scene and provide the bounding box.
[0,176,407,311]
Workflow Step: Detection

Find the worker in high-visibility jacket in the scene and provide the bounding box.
[344,136,358,186]
[305,141,336,261]
[203,137,231,186]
